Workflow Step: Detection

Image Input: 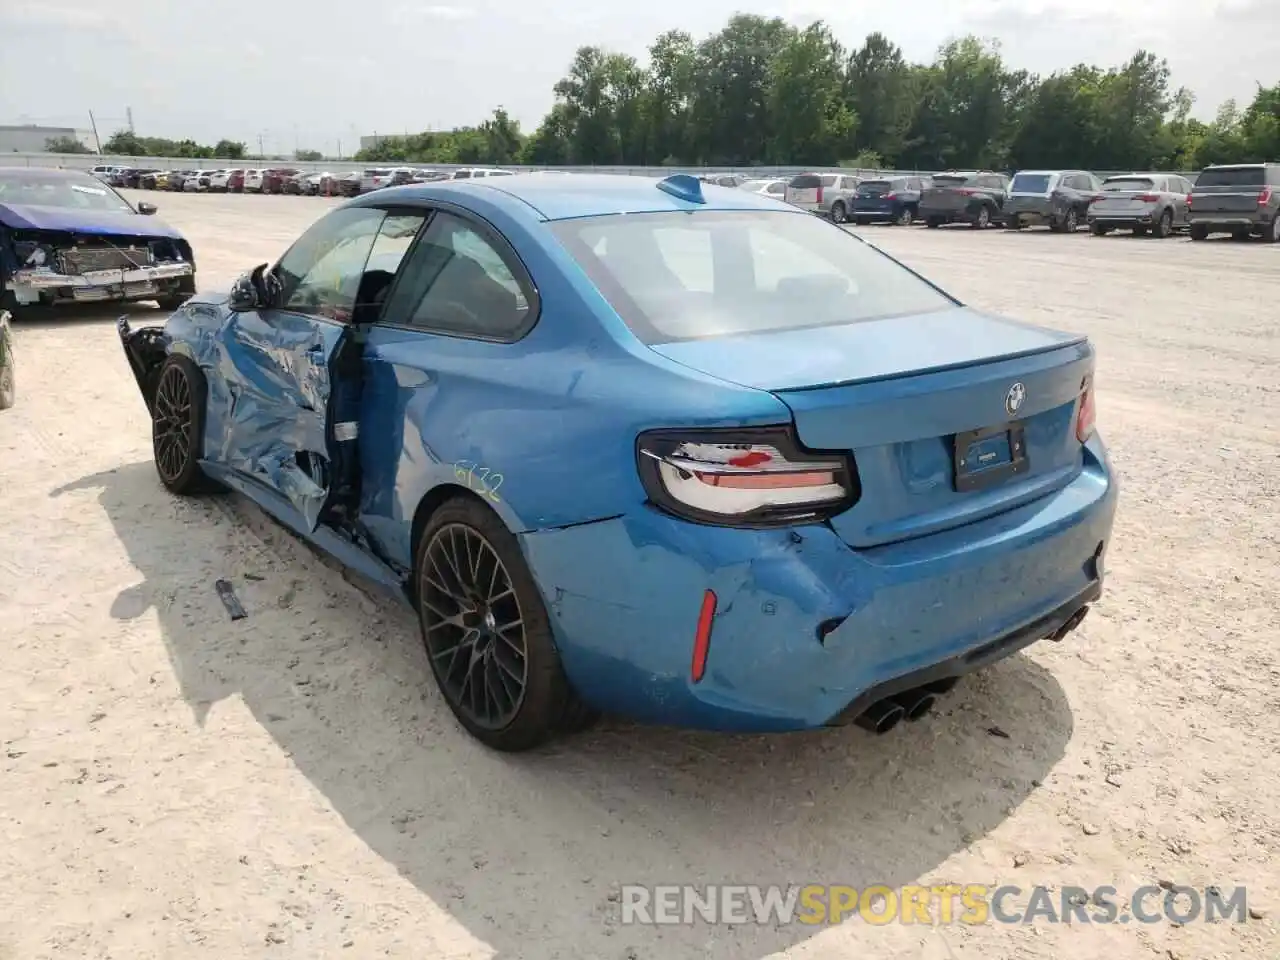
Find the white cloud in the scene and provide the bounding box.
[390,2,478,23]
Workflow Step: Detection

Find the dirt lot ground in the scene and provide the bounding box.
[1,191,1277,960]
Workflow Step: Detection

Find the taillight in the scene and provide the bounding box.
[1258,187,1272,206]
[1076,381,1096,443]
[1186,193,1193,208]
[636,427,859,527]
[815,186,824,204]
[1136,193,1159,202]
[955,188,975,196]
[883,192,897,200]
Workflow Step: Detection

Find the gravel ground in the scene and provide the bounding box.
[0,192,1276,960]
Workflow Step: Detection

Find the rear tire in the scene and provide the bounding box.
[1153,208,1173,239]
[1189,223,1209,241]
[1089,221,1107,236]
[151,355,221,495]
[830,201,848,224]
[1268,215,1280,244]
[414,496,598,751]
[926,217,942,229]
[1006,217,1023,230]
[1232,227,1251,241]
[1063,208,1080,233]
[972,206,991,229]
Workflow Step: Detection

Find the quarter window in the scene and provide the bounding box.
[389,212,533,338]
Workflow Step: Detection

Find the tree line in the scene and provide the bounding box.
[44,16,1280,172]
[362,18,1279,172]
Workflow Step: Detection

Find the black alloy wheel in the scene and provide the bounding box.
[151,356,219,494]
[420,522,531,731]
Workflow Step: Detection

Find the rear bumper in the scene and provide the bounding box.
[852,203,904,221]
[1005,199,1057,225]
[5,262,194,305]
[1187,213,1270,229]
[521,436,1117,732]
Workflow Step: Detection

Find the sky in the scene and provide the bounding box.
[1,0,1276,155]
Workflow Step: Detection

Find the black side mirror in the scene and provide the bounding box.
[137,201,157,215]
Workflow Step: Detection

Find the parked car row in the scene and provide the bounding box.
[772,163,1280,242]
[87,164,521,198]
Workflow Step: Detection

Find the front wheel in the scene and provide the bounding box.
[151,356,220,495]
[415,497,597,751]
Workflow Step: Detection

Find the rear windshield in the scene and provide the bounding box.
[858,180,892,195]
[1101,177,1154,191]
[1010,173,1053,193]
[788,174,821,188]
[453,170,473,179]
[549,211,956,345]
[1196,166,1265,187]
[931,175,970,187]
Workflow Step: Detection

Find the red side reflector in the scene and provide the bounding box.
[691,590,717,683]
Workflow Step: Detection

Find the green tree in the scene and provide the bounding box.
[294,148,322,161]
[44,136,91,154]
[766,22,856,165]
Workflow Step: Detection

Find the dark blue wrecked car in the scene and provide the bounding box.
[0,167,195,313]
[119,173,1117,751]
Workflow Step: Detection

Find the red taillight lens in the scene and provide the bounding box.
[1076,384,1096,443]
[955,188,975,196]
[883,192,897,200]
[637,428,858,526]
[815,186,824,204]
[1258,187,1272,206]
[1136,193,1159,202]
[1186,193,1193,208]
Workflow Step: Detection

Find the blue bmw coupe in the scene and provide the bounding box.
[119,173,1117,751]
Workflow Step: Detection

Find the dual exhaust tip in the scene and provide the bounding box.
[854,604,1092,735]
[855,678,955,734]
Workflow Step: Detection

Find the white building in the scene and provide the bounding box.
[0,125,96,153]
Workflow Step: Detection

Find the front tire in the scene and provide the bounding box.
[1153,208,1173,239]
[415,497,597,751]
[151,355,220,495]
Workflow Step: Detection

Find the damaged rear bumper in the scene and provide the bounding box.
[7,261,192,305]
[117,316,171,414]
[520,437,1116,732]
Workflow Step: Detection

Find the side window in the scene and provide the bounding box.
[840,176,858,190]
[390,212,533,339]
[822,176,838,188]
[276,206,388,322]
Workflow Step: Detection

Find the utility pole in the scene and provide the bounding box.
[87,110,103,154]
[126,106,134,133]
[257,132,265,157]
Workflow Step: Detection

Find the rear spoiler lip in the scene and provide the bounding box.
[773,336,1090,394]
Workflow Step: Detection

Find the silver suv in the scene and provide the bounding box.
[784,173,862,223]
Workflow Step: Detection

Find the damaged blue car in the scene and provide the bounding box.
[119,173,1117,751]
[1,167,195,313]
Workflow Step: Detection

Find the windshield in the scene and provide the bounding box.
[1101,177,1154,191]
[0,173,134,213]
[1196,167,1265,187]
[550,210,956,345]
[1010,173,1053,193]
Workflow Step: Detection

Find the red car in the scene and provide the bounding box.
[226,169,245,193]
[262,168,301,194]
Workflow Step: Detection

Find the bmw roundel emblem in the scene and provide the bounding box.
[1005,382,1027,416]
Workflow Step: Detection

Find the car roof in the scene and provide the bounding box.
[364,173,807,221]
[0,167,105,183]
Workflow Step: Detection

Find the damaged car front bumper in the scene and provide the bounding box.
[7,261,193,305]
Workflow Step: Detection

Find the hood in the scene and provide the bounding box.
[647,307,1085,391]
[0,202,186,240]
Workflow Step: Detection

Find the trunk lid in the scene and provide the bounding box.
[1092,183,1157,214]
[649,307,1092,548]
[920,182,971,212]
[1192,167,1268,213]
